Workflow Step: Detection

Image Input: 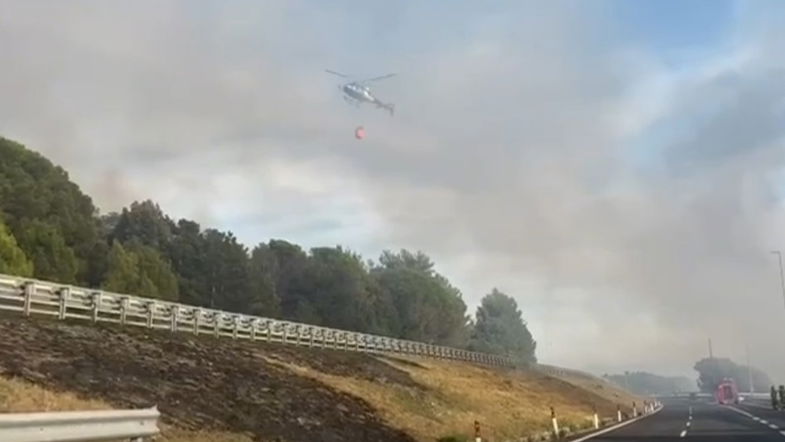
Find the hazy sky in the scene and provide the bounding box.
[2,0,785,381]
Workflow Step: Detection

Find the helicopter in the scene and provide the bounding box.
[325,69,396,116]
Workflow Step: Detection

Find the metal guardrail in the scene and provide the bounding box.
[0,273,512,367]
[0,406,159,442]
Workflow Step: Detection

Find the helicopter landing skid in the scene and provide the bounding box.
[342,96,362,108]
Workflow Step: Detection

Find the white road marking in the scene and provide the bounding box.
[728,406,785,437]
[686,421,691,427]
[570,405,664,442]
[728,406,755,419]
[680,430,687,438]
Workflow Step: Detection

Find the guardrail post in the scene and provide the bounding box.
[551,407,559,438]
[232,315,239,339]
[23,281,35,316]
[146,301,155,328]
[193,309,200,335]
[250,318,258,340]
[290,325,297,345]
[119,296,128,325]
[58,286,69,320]
[593,407,599,429]
[213,312,221,337]
[91,291,102,322]
[170,305,178,332]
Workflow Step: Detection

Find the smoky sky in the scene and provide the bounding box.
[2,1,785,381]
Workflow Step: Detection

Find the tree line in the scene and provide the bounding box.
[0,136,537,365]
[603,371,697,395]
[693,357,772,393]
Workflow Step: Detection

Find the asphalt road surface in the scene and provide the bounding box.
[581,396,785,441]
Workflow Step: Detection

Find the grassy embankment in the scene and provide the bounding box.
[0,316,643,441]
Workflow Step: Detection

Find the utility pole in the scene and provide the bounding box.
[771,251,785,309]
[746,344,754,394]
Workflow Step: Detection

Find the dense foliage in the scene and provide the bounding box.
[0,136,537,356]
[603,371,697,395]
[468,289,537,365]
[0,219,33,277]
[693,357,772,393]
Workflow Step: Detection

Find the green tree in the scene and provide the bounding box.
[469,289,537,366]
[603,371,697,395]
[102,241,179,300]
[298,246,378,331]
[694,357,772,393]
[201,229,252,311]
[111,200,174,249]
[372,250,471,346]
[0,220,33,277]
[167,219,208,306]
[127,241,179,300]
[102,242,138,294]
[0,137,102,285]
[266,239,312,320]
[16,220,78,283]
[248,243,281,317]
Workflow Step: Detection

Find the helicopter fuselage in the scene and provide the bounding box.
[342,82,377,104]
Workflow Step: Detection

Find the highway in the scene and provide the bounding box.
[579,396,785,441]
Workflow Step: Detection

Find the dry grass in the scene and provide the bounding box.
[158,427,254,442]
[269,356,642,442]
[0,357,641,442]
[0,376,110,413]
[543,368,645,410]
[0,376,253,442]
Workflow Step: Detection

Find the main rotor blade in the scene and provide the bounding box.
[358,73,397,83]
[325,69,350,78]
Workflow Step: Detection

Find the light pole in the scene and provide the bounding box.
[746,344,754,394]
[771,251,785,309]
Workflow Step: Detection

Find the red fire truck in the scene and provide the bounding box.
[715,378,740,405]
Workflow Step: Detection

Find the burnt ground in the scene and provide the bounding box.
[0,316,420,442]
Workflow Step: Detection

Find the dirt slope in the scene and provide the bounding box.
[0,316,641,441]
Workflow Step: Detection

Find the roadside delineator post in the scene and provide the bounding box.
[551,406,560,437]
[617,404,622,422]
[633,401,638,418]
[593,406,599,429]
[474,420,481,442]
